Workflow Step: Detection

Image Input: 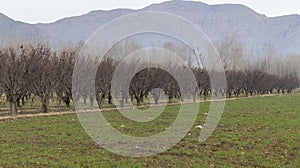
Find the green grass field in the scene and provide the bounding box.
[0,94,299,167]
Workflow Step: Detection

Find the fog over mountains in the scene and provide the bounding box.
[1,0,300,56]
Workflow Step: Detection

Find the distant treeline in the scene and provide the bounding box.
[0,41,298,116]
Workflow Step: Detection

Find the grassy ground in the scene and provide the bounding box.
[0,94,299,167]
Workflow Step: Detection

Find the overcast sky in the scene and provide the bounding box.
[0,0,299,24]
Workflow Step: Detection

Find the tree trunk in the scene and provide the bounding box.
[140,93,144,103]
[121,93,125,108]
[17,98,21,107]
[136,97,141,106]
[90,96,94,107]
[193,89,197,102]
[154,97,159,105]
[96,93,103,108]
[22,97,26,106]
[31,97,35,107]
[199,90,202,100]
[131,94,134,102]
[120,99,124,108]
[235,90,240,98]
[168,94,173,104]
[58,99,61,109]
[181,96,184,102]
[108,92,112,104]
[154,93,160,104]
[151,89,160,105]
[204,89,208,101]
[227,91,232,98]
[42,98,49,113]
[64,97,70,108]
[10,101,17,116]
[83,94,87,104]
[26,94,31,101]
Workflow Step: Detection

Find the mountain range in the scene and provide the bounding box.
[1,0,300,56]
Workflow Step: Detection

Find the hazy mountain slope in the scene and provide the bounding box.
[35,9,134,45]
[1,0,300,55]
[0,13,42,45]
[143,1,300,55]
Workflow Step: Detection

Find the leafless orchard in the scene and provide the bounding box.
[0,37,299,116]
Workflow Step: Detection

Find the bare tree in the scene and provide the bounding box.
[194,68,210,100]
[0,45,31,115]
[218,35,245,70]
[28,45,62,113]
[95,57,115,108]
[56,49,77,108]
[129,68,152,106]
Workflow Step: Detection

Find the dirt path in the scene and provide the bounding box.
[0,94,282,121]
